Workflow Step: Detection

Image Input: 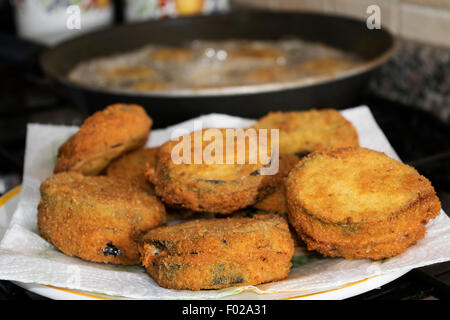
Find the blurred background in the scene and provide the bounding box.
[0,0,449,300]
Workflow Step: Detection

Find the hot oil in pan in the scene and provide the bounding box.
[68,39,363,93]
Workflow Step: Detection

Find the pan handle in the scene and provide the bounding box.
[0,33,47,71]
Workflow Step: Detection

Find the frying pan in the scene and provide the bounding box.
[26,11,398,127]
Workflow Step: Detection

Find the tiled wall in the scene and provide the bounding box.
[233,0,450,48]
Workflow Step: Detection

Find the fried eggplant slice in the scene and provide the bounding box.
[38,172,166,265]
[285,147,441,260]
[138,214,294,290]
[253,109,359,155]
[54,104,152,176]
[146,128,282,214]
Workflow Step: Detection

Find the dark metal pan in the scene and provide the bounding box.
[39,11,395,127]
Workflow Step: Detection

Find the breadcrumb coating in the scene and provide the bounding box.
[253,109,359,155]
[38,172,166,265]
[138,214,294,290]
[107,147,159,192]
[146,129,282,214]
[285,147,441,260]
[54,104,152,175]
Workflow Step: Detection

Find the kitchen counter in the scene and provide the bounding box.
[370,39,450,124]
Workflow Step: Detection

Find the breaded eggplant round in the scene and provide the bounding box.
[138,214,294,290]
[146,128,282,214]
[38,172,166,265]
[253,109,359,155]
[224,209,304,248]
[107,147,159,192]
[54,104,152,176]
[285,147,441,260]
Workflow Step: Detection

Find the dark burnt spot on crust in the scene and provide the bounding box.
[102,242,121,256]
[110,143,123,149]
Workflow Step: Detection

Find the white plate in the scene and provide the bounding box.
[0,186,409,300]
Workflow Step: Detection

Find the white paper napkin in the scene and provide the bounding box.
[0,106,449,299]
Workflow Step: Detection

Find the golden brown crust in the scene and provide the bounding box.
[139,214,292,255]
[298,230,426,261]
[253,184,288,213]
[290,194,441,249]
[107,147,159,193]
[223,209,304,248]
[253,109,359,155]
[147,129,282,214]
[54,104,152,176]
[38,172,166,265]
[285,147,441,260]
[286,147,438,224]
[106,147,196,221]
[138,214,294,290]
[145,252,292,290]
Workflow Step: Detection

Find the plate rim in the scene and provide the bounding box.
[1,186,410,300]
